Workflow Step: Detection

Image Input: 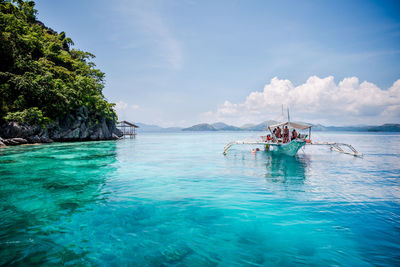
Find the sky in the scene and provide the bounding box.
[35,0,400,127]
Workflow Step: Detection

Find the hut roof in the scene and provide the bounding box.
[118,121,139,128]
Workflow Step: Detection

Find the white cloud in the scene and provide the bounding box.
[203,76,400,126]
[115,101,140,121]
[115,101,140,111]
[114,100,129,112]
[131,104,140,110]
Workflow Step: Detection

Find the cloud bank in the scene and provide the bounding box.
[115,101,140,121]
[202,76,400,126]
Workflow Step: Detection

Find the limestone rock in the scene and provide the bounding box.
[27,135,41,143]
[78,105,88,119]
[70,119,81,130]
[50,129,61,140]
[12,137,28,144]
[3,139,15,146]
[111,133,119,140]
[1,105,119,145]
[40,136,53,143]
[3,138,28,145]
[113,127,123,137]
[79,123,89,139]
[0,122,40,138]
[89,127,100,140]
[100,119,110,139]
[72,128,80,139]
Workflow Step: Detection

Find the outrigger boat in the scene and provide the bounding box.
[223,116,363,157]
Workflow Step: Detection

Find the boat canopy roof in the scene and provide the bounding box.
[268,121,311,130]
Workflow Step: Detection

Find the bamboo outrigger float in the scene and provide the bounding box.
[223,111,363,157]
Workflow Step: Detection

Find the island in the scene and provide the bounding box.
[0,1,122,147]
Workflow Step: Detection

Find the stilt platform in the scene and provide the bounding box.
[116,121,139,138]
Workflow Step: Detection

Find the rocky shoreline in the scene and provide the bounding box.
[0,107,123,147]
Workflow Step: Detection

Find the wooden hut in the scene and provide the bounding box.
[116,121,139,138]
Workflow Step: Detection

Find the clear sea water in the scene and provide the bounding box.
[0,132,399,266]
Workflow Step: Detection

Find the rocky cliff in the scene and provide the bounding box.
[0,106,123,146]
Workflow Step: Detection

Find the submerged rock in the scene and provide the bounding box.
[161,242,193,263]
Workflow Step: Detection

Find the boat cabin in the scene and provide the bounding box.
[267,121,312,143]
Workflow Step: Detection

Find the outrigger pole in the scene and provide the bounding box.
[223,139,363,157]
[307,141,363,157]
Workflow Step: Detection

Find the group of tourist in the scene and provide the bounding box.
[266,125,299,143]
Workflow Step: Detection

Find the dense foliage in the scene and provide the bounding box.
[0,0,115,125]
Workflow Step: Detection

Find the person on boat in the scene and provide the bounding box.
[291,129,298,140]
[276,127,282,138]
[283,126,289,143]
[266,134,272,141]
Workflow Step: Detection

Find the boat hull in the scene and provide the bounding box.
[268,139,306,156]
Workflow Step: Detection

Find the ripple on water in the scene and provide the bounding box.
[0,133,399,265]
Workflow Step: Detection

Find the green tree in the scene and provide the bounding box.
[0,0,116,125]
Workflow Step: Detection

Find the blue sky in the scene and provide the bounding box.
[35,0,400,126]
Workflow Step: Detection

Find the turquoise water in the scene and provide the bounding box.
[0,132,399,266]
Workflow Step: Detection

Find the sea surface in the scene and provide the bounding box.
[0,132,399,266]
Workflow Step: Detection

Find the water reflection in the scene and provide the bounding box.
[264,154,309,184]
[0,141,118,265]
[227,150,309,185]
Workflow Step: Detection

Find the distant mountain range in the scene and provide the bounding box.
[135,122,182,132]
[182,121,278,131]
[135,122,400,132]
[311,123,400,132]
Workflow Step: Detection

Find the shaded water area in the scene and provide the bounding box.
[0,132,399,266]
